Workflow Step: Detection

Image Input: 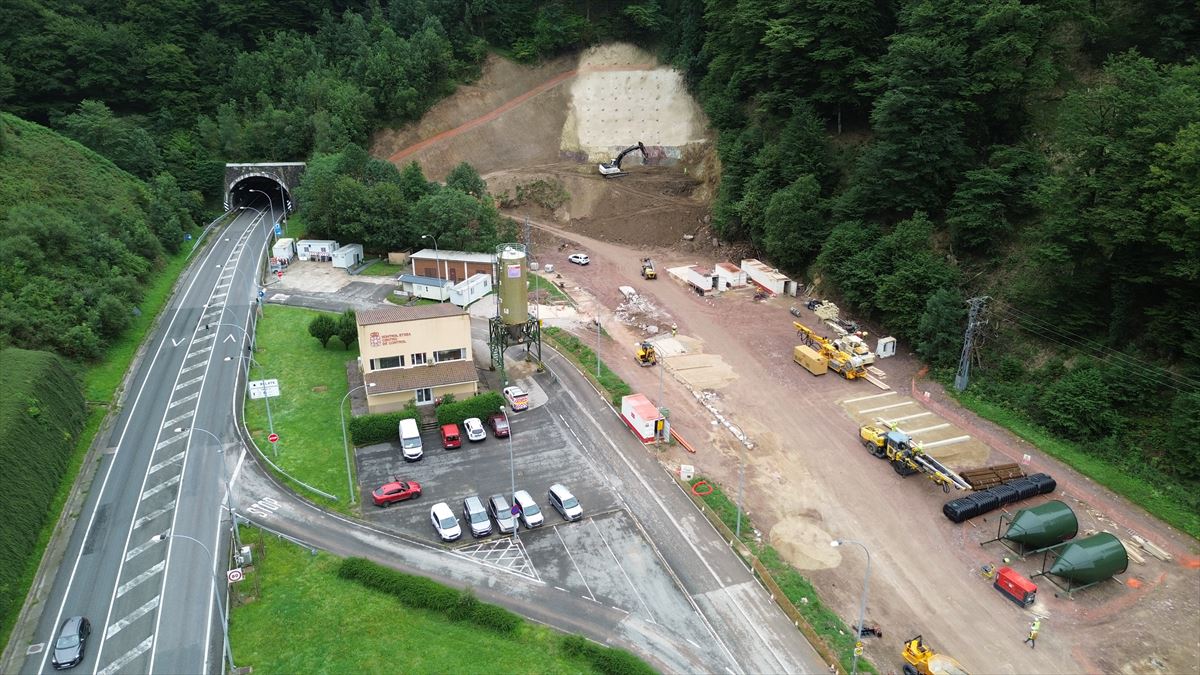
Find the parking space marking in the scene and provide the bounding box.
[842,391,897,404]
[907,423,950,435]
[881,411,932,424]
[859,400,914,414]
[555,526,597,602]
[589,518,655,624]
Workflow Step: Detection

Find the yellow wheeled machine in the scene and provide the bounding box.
[902,635,969,675]
[635,341,657,366]
[641,258,657,279]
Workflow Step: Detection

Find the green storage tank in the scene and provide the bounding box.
[1003,500,1078,550]
[496,244,528,326]
[1047,532,1129,585]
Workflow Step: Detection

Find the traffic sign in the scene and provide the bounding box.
[854,642,864,656]
[258,288,266,299]
[268,433,279,444]
[274,223,283,236]
[276,270,283,279]
[227,568,244,583]
[510,504,521,517]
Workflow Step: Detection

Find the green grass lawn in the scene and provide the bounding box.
[242,304,358,511]
[229,530,601,675]
[532,273,574,305]
[359,261,404,277]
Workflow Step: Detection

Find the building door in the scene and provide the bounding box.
[449,267,459,282]
[416,387,433,405]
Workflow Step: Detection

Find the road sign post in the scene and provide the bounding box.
[227,568,245,583]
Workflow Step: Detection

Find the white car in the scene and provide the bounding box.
[512,489,543,528]
[503,386,529,411]
[430,502,462,541]
[463,417,486,442]
[548,483,583,521]
[568,253,590,265]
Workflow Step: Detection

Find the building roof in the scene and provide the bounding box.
[397,274,453,287]
[410,248,497,265]
[740,258,791,281]
[690,265,712,276]
[356,303,464,326]
[624,393,661,420]
[716,262,741,274]
[365,361,478,395]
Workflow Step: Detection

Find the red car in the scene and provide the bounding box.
[489,413,510,438]
[372,479,422,507]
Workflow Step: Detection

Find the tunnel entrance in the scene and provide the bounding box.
[223,162,305,220]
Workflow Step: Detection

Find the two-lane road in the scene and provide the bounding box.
[20,207,272,675]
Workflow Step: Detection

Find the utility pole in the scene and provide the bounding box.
[955,296,989,391]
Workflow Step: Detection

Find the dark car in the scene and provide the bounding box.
[51,616,90,670]
[489,413,511,438]
[372,479,422,507]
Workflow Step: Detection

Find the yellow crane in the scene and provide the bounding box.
[793,321,867,379]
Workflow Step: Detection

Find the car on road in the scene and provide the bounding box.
[371,479,422,507]
[548,483,583,521]
[489,413,511,438]
[462,495,493,538]
[487,494,518,534]
[430,502,462,541]
[568,253,590,265]
[51,616,90,670]
[512,489,543,528]
[503,386,529,411]
[440,423,462,450]
[463,417,486,442]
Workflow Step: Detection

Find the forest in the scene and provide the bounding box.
[1,1,1197,507]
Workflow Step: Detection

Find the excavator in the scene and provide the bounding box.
[641,258,657,279]
[634,341,657,366]
[793,321,867,379]
[902,635,970,675]
[859,422,972,493]
[598,142,647,177]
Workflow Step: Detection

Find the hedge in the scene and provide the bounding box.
[337,557,522,634]
[348,406,419,446]
[435,391,506,426]
[560,635,656,675]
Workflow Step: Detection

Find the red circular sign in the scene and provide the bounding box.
[276,270,283,279]
[268,433,279,443]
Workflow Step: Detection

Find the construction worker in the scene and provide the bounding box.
[671,323,678,337]
[1024,618,1041,648]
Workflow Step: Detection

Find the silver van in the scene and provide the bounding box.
[399,418,423,461]
[462,495,492,538]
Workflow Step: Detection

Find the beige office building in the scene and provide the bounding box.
[355,304,478,413]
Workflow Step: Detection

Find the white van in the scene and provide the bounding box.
[399,418,423,461]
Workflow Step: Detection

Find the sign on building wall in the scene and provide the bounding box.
[368,331,412,347]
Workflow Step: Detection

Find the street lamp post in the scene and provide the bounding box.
[158,532,235,673]
[188,427,241,550]
[247,188,275,226]
[341,382,376,504]
[421,234,446,302]
[831,538,872,675]
[595,316,601,379]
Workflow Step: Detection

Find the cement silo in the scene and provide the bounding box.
[1033,532,1129,596]
[496,244,529,326]
[1001,500,1078,553]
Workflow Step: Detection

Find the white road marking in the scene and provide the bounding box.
[140,475,181,501]
[918,435,971,449]
[162,410,195,428]
[842,391,896,404]
[105,596,159,638]
[116,561,165,597]
[554,586,569,593]
[133,501,176,529]
[155,430,190,450]
[148,452,185,475]
[882,411,932,424]
[170,338,185,347]
[223,334,238,343]
[906,423,951,435]
[167,392,200,409]
[97,636,153,675]
[187,345,213,358]
[193,332,216,343]
[124,536,165,562]
[589,519,654,622]
[174,375,204,391]
[859,400,914,414]
[555,526,597,601]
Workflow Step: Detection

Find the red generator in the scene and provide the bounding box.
[994,566,1037,607]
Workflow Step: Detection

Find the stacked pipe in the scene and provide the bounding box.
[943,473,1057,523]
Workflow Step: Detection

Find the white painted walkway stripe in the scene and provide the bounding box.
[162,410,194,429]
[133,501,175,529]
[104,596,159,638]
[186,345,213,359]
[860,401,915,414]
[174,375,204,391]
[97,636,153,675]
[883,411,933,424]
[907,423,951,435]
[154,430,189,450]
[179,361,205,376]
[918,435,971,449]
[116,561,165,597]
[194,332,216,343]
[140,475,180,501]
[842,391,897,405]
[148,451,185,475]
[167,392,200,409]
[124,536,164,562]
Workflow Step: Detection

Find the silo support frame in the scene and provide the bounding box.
[488,317,543,385]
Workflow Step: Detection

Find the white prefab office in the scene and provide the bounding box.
[620,394,664,442]
[297,239,340,262]
[684,265,715,293]
[449,273,492,307]
[715,262,748,290]
[397,274,453,302]
[272,237,297,262]
[331,243,364,269]
[740,258,796,296]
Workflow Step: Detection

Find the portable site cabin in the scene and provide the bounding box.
[740,258,797,296]
[449,273,492,307]
[685,266,715,294]
[297,239,340,262]
[397,274,453,302]
[331,243,364,269]
[714,262,748,290]
[620,394,665,443]
[272,237,296,262]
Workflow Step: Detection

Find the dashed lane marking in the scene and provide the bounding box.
[116,561,165,597]
[154,430,189,450]
[133,501,175,529]
[162,410,195,428]
[148,452,185,475]
[104,596,159,638]
[140,475,180,501]
[97,636,153,675]
[124,536,165,562]
[174,375,204,391]
[167,392,200,409]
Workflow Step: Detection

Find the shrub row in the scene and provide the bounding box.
[543,327,633,406]
[435,391,505,426]
[348,406,418,446]
[336,557,522,635]
[560,635,656,675]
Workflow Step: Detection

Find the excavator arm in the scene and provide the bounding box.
[599,142,647,176]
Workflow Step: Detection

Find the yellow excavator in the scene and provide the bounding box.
[641,258,657,280]
[793,321,867,379]
[902,635,970,675]
[635,341,657,366]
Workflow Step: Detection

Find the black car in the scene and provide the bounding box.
[51,616,90,670]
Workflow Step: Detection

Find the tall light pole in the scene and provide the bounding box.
[187,427,241,550]
[595,315,601,379]
[831,538,872,675]
[421,233,446,302]
[341,382,376,504]
[247,188,275,227]
[158,532,235,673]
[501,405,516,532]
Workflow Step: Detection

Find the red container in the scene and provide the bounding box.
[994,566,1037,607]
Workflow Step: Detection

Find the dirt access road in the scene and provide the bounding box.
[373,44,1199,674]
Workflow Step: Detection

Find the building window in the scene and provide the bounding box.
[371,355,404,370]
[412,352,427,366]
[434,348,464,363]
[416,387,433,404]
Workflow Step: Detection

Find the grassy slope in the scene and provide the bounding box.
[242,304,358,510]
[230,530,599,675]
